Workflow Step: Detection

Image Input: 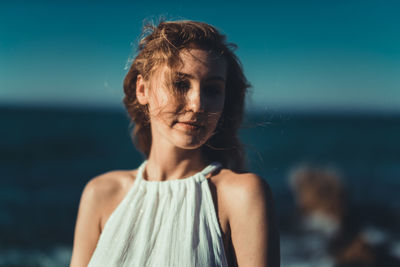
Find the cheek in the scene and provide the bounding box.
[207,106,223,131]
[147,89,176,115]
[206,95,225,128]
[207,94,225,113]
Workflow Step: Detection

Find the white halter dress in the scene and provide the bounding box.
[88,161,228,267]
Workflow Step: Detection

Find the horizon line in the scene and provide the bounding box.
[1,101,399,117]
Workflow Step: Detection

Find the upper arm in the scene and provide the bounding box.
[228,174,280,267]
[70,175,114,267]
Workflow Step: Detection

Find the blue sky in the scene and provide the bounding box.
[1,0,399,112]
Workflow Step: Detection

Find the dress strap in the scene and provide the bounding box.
[200,162,222,178]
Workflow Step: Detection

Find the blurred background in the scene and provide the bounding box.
[1,0,399,266]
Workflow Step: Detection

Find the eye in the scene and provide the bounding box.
[173,79,190,92]
[204,84,225,96]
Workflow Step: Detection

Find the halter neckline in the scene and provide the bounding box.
[136,160,222,184]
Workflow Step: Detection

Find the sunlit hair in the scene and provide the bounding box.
[123,20,250,171]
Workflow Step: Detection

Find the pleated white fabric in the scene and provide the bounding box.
[88,161,228,267]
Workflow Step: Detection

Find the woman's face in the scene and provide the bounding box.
[139,48,226,150]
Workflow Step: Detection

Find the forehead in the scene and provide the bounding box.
[176,48,227,79]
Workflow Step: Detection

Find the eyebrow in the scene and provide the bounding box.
[174,72,225,82]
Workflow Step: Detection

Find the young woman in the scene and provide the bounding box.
[70,20,280,267]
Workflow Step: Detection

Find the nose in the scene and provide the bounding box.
[186,85,205,112]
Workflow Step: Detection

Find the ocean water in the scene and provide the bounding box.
[1,106,399,266]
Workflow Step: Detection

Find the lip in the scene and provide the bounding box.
[179,121,202,126]
[175,121,203,131]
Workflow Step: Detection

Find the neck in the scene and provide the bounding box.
[145,143,209,182]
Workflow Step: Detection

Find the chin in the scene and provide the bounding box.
[174,139,206,150]
[171,133,209,150]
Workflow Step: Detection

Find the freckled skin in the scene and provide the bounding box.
[144,49,227,151]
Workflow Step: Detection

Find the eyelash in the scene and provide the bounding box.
[204,86,223,95]
[173,80,190,92]
[172,79,224,95]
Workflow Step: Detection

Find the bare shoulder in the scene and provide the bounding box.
[214,169,273,209]
[84,169,137,201]
[80,169,138,228]
[212,169,280,267]
[70,169,138,266]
